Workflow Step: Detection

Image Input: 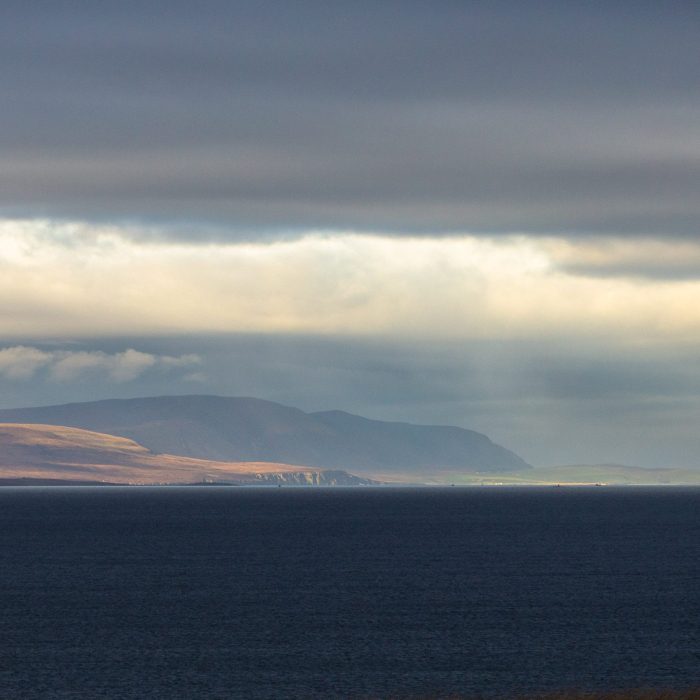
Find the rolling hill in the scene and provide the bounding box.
[0,395,530,475]
[0,424,374,486]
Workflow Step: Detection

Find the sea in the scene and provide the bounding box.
[0,486,698,699]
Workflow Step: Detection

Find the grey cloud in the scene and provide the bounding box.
[1,1,698,238]
[562,262,700,281]
[549,238,700,280]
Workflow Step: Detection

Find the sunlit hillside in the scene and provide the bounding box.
[0,424,372,485]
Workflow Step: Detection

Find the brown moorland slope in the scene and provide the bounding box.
[0,424,373,485]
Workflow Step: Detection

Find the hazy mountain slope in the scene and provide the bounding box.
[310,410,527,471]
[0,424,374,485]
[0,395,530,473]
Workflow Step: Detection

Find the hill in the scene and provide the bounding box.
[0,395,530,475]
[0,424,373,485]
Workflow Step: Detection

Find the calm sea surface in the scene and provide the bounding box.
[0,486,698,699]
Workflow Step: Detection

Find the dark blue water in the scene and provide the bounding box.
[0,487,698,699]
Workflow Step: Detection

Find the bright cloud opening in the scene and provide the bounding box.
[2,219,700,342]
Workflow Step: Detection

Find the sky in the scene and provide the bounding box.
[1,1,699,468]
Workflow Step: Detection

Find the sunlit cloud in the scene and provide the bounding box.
[0,344,201,383]
[0,346,53,380]
[2,219,700,343]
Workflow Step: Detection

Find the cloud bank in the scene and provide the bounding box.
[0,345,200,383]
[1,1,697,237]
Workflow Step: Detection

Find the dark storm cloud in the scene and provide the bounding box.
[1,1,697,237]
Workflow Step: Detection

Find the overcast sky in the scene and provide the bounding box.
[1,1,699,467]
